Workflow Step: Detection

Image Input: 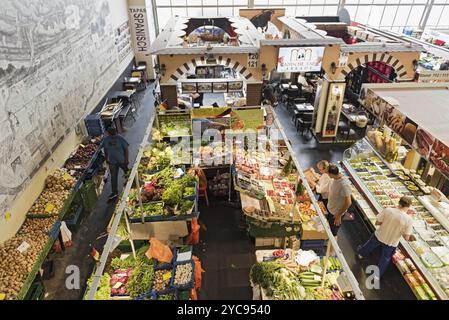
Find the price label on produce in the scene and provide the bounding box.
[5,212,11,221]
[0,293,5,300]
[16,241,30,253]
[63,173,72,180]
[113,281,123,289]
[162,272,172,281]
[45,203,55,213]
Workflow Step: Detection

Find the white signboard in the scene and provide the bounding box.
[277,47,325,73]
[418,69,449,82]
[129,6,151,55]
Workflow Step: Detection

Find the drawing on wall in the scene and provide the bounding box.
[0,0,134,219]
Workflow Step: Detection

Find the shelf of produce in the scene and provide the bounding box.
[16,222,59,300]
[342,160,448,300]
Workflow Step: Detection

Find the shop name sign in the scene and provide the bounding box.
[129,6,150,54]
[418,70,449,82]
[277,46,325,73]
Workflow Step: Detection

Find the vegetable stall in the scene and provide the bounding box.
[85,105,364,300]
[0,137,105,300]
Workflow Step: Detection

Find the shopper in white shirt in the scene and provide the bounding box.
[326,164,352,236]
[315,160,331,206]
[357,196,416,278]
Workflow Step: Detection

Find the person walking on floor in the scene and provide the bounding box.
[357,196,415,279]
[326,164,352,237]
[315,160,331,207]
[101,126,130,201]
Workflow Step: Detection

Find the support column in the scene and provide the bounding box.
[160,84,178,108]
[246,82,263,106]
[314,76,346,139]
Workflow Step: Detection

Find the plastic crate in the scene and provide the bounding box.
[156,288,176,300]
[80,180,98,214]
[84,114,105,137]
[170,260,195,290]
[48,220,62,239]
[151,266,174,294]
[64,204,84,232]
[24,281,45,300]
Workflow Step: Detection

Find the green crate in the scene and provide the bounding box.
[117,240,148,253]
[80,180,98,214]
[24,281,45,300]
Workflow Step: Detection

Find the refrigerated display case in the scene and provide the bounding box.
[342,138,449,300]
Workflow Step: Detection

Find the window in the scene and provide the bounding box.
[152,0,449,35]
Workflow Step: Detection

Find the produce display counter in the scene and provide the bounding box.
[0,137,107,300]
[244,110,365,300]
[342,138,449,299]
[250,249,354,300]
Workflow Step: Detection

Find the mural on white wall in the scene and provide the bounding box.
[0,0,133,219]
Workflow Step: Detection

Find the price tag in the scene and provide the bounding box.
[63,173,72,180]
[45,203,55,213]
[0,293,5,300]
[16,241,30,253]
[162,272,172,281]
[113,281,123,289]
[5,212,11,221]
[80,144,86,148]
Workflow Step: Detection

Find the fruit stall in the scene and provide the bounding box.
[0,137,105,300]
[339,82,449,299]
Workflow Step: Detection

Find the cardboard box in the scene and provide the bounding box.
[300,223,328,240]
[255,237,284,248]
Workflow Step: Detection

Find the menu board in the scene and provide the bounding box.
[213,82,228,93]
[181,83,197,93]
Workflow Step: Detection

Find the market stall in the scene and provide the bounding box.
[0,137,105,300]
[150,16,264,109]
[84,101,364,300]
[340,82,449,300]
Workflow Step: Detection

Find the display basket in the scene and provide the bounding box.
[156,288,177,300]
[151,265,174,295]
[128,201,165,223]
[183,181,198,201]
[170,260,195,290]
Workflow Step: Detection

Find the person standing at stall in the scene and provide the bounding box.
[315,160,331,207]
[326,164,352,237]
[357,196,415,278]
[101,126,130,201]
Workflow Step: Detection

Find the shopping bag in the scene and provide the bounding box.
[146,238,173,263]
[187,218,201,245]
[192,255,205,290]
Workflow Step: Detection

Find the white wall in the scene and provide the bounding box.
[0,0,134,242]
